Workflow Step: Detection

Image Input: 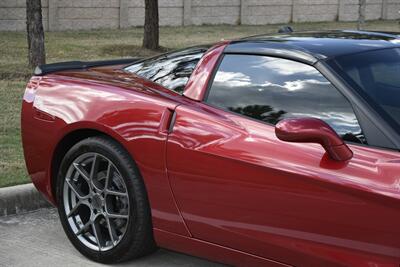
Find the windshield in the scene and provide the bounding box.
[330,48,400,134]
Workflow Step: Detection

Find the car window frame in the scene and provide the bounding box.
[325,52,400,143]
[201,52,373,148]
[318,60,400,151]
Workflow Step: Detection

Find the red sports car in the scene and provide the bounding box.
[22,30,400,266]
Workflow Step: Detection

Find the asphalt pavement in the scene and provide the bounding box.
[0,209,224,267]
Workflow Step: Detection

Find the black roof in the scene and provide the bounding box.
[226,30,400,64]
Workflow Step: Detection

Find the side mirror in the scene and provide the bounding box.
[275,118,353,161]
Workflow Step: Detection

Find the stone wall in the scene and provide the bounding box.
[0,0,399,31]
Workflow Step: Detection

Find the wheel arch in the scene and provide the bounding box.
[50,123,133,206]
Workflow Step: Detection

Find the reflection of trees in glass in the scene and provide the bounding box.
[342,132,365,144]
[229,105,286,125]
[153,57,199,93]
[125,47,208,94]
[229,104,367,144]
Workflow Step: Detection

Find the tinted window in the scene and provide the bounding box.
[207,55,365,144]
[331,48,400,135]
[125,47,208,94]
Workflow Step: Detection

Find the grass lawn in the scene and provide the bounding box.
[0,20,399,187]
[0,81,28,187]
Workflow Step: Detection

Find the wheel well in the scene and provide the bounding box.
[50,129,108,204]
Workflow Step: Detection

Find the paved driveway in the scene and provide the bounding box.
[0,209,224,267]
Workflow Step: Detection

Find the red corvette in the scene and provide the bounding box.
[22,30,400,266]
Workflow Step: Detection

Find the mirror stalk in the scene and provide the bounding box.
[275,118,353,161]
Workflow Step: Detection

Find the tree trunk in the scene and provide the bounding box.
[357,0,366,30]
[26,0,46,68]
[143,0,159,50]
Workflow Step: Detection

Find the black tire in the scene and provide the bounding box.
[56,136,157,263]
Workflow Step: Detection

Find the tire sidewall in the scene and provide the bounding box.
[56,137,151,263]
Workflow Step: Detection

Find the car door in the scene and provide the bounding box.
[166,54,400,266]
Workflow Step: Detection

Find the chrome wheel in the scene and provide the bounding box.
[63,152,130,251]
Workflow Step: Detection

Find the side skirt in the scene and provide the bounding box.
[153,228,291,267]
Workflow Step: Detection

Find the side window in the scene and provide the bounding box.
[371,63,400,88]
[125,47,208,94]
[206,54,366,144]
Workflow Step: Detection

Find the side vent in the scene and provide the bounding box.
[159,108,177,134]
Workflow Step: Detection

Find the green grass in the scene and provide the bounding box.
[0,81,29,187]
[0,20,399,187]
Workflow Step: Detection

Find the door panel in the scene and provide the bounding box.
[167,103,400,266]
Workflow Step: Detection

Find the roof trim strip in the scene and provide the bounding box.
[224,42,320,65]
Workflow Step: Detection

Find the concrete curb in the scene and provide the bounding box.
[0,183,52,216]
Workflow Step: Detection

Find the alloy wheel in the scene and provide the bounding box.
[63,152,130,251]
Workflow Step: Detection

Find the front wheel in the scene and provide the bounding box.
[56,136,156,263]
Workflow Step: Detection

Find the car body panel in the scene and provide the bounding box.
[154,228,290,267]
[21,31,400,266]
[21,67,192,236]
[166,102,400,266]
[183,41,228,101]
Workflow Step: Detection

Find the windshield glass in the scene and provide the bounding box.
[330,48,400,134]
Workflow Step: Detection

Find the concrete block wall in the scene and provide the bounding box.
[294,0,340,22]
[365,0,383,20]
[0,0,48,31]
[387,0,400,19]
[0,0,399,31]
[125,0,183,27]
[57,0,120,30]
[339,0,383,21]
[243,0,293,25]
[191,0,241,25]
